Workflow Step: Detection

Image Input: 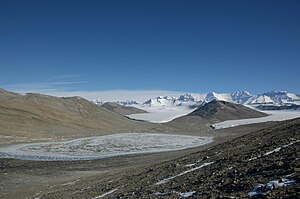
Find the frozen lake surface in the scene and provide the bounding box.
[0,133,213,161]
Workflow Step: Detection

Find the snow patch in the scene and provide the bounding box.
[178,191,196,197]
[154,190,196,198]
[91,188,118,199]
[264,140,300,156]
[61,179,80,186]
[248,140,300,161]
[156,162,214,185]
[185,163,196,167]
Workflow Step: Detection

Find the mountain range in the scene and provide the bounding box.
[92,90,300,110]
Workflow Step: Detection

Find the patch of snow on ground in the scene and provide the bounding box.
[154,190,196,198]
[178,191,196,197]
[248,156,259,161]
[91,188,118,199]
[212,110,300,129]
[0,133,213,161]
[264,147,282,156]
[127,106,195,123]
[185,163,196,167]
[264,140,300,156]
[61,179,80,186]
[248,140,300,161]
[248,178,296,198]
[156,162,214,185]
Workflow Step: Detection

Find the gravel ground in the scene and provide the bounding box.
[40,119,300,199]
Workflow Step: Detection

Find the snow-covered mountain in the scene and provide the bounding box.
[91,90,300,123]
[245,91,300,105]
[92,90,300,109]
[143,96,178,107]
[116,100,140,106]
[91,99,105,105]
[229,91,253,104]
[141,92,254,108]
[143,94,204,108]
[91,99,140,106]
[204,91,252,104]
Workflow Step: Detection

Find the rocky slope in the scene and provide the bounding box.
[166,100,268,131]
[45,118,300,199]
[101,102,147,115]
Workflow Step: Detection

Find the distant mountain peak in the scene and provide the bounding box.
[178,94,196,102]
[231,91,252,96]
[91,90,300,109]
[92,99,105,105]
[262,90,288,95]
[246,90,300,105]
[116,100,140,106]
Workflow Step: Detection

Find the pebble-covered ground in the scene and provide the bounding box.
[42,118,300,199]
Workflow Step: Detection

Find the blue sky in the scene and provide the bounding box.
[1,0,300,97]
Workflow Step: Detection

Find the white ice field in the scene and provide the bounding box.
[212,110,300,129]
[127,106,194,123]
[0,133,213,161]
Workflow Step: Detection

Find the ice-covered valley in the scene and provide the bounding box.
[127,106,195,123]
[212,110,300,129]
[0,133,213,161]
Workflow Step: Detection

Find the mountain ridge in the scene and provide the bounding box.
[92,90,300,110]
[0,88,166,145]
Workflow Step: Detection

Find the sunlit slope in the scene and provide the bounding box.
[0,89,164,143]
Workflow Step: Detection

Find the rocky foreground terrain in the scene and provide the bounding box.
[40,118,300,198]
